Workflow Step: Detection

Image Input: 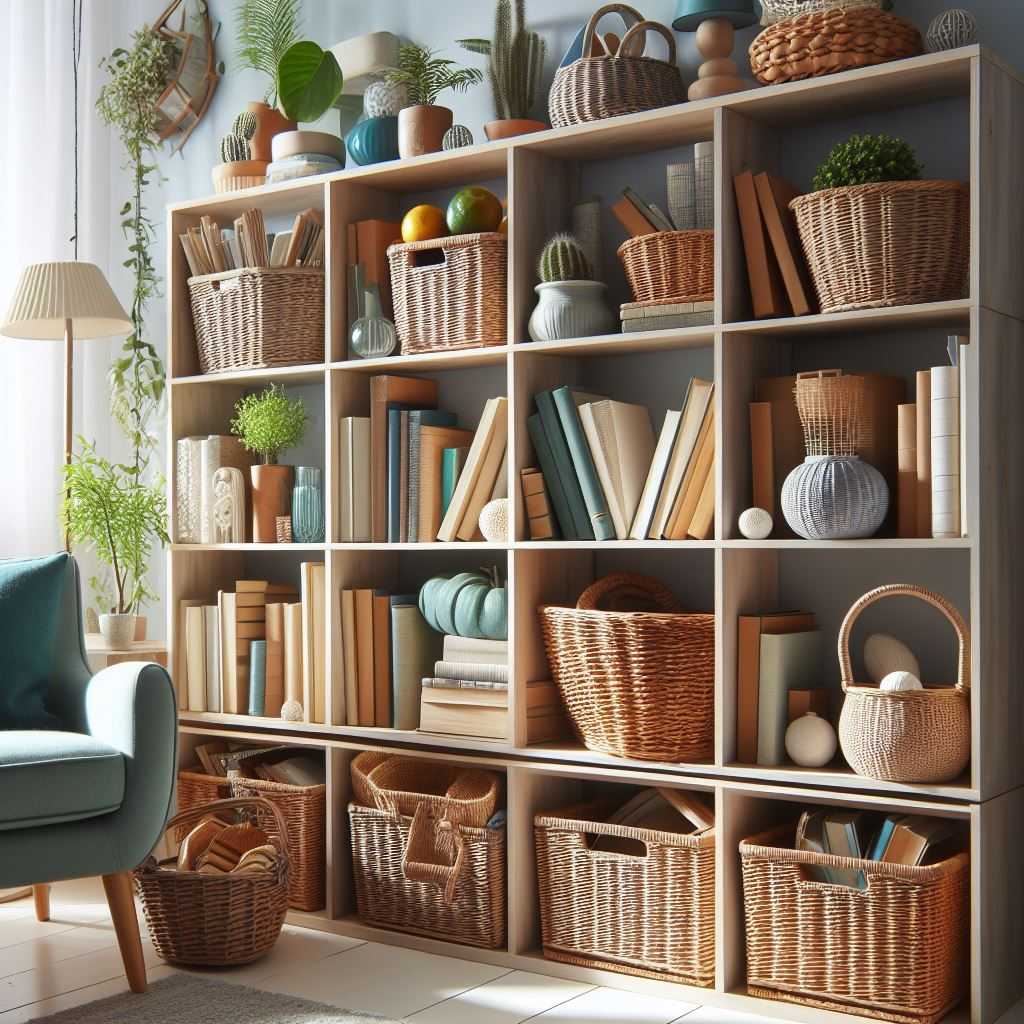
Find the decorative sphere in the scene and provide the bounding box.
[926,9,977,53]
[442,124,474,151]
[364,79,407,118]
[864,633,921,684]
[781,456,888,540]
[478,498,509,543]
[785,713,837,768]
[281,699,304,722]
[880,670,924,692]
[738,507,773,540]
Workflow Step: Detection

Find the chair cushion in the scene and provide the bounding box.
[0,552,69,728]
[0,731,124,831]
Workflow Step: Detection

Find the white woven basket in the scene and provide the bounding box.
[781,456,888,540]
[759,0,888,25]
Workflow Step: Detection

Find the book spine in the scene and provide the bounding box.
[408,417,422,543]
[915,370,932,538]
[897,404,917,539]
[526,414,576,540]
[694,140,714,231]
[433,661,510,684]
[421,678,509,690]
[248,640,267,716]
[931,366,960,539]
[387,408,402,543]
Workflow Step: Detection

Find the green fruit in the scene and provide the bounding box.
[418,568,507,641]
[446,186,503,235]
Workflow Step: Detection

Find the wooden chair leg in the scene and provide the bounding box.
[101,872,147,994]
[32,884,50,921]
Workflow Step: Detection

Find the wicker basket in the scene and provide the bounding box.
[617,230,714,305]
[749,7,922,85]
[230,775,327,911]
[791,180,969,314]
[838,584,971,783]
[740,822,969,1024]
[174,767,231,841]
[135,797,289,967]
[188,266,325,374]
[759,0,890,26]
[535,800,715,985]
[539,574,715,762]
[388,233,507,354]
[549,5,686,127]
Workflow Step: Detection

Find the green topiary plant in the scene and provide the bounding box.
[220,132,251,162]
[384,44,483,107]
[538,233,592,283]
[231,383,308,463]
[812,133,923,192]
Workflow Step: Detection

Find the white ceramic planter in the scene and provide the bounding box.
[99,613,136,649]
[528,280,615,342]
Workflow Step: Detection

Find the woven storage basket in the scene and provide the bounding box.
[230,775,326,911]
[749,7,922,85]
[838,584,971,783]
[617,230,714,305]
[135,797,289,967]
[549,4,685,127]
[388,232,507,354]
[539,573,715,762]
[535,800,715,985]
[174,768,231,841]
[740,822,969,1024]
[188,266,325,373]
[759,0,890,26]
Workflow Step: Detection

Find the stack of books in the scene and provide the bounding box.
[419,635,510,740]
[189,741,326,786]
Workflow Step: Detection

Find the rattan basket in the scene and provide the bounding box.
[174,767,231,841]
[749,7,922,85]
[790,180,969,314]
[135,797,289,967]
[759,0,890,26]
[740,822,969,1024]
[548,4,686,127]
[838,584,971,783]
[388,232,507,354]
[539,574,715,762]
[617,230,714,305]
[535,800,715,985]
[188,266,325,373]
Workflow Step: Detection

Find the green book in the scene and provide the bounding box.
[534,389,594,540]
[248,640,267,717]
[390,597,443,729]
[441,447,468,520]
[823,810,869,889]
[527,413,573,540]
[756,630,823,766]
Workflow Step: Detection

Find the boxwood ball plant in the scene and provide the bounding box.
[231,383,308,464]
[811,134,923,192]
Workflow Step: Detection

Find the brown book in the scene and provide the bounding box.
[880,816,955,866]
[666,403,714,540]
[656,787,716,832]
[610,197,659,238]
[354,589,375,725]
[419,425,475,542]
[341,589,358,726]
[897,403,918,539]
[734,171,789,319]
[787,688,830,723]
[264,603,285,718]
[372,593,391,727]
[915,370,932,538]
[687,463,715,540]
[753,172,815,317]
[749,401,775,516]
[356,219,402,318]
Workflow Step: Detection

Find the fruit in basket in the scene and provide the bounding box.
[446,186,503,235]
[401,204,448,242]
[418,567,507,640]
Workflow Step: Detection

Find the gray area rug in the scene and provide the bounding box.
[27,973,405,1024]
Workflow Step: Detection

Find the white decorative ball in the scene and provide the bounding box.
[864,633,921,684]
[785,712,837,768]
[479,498,509,543]
[738,507,773,540]
[364,79,407,118]
[926,9,977,53]
[880,670,924,692]
[281,699,304,722]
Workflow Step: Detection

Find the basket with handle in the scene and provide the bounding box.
[837,584,971,783]
[539,573,715,762]
[617,229,714,304]
[549,5,686,127]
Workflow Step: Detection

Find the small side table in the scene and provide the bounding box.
[85,634,168,673]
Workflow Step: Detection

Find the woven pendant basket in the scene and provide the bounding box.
[838,584,971,783]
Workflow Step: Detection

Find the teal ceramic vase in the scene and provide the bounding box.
[291,466,325,543]
[347,116,400,166]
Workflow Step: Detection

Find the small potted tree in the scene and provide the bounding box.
[529,234,615,341]
[231,384,308,543]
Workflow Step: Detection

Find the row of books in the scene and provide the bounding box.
[528,377,715,541]
[190,740,326,787]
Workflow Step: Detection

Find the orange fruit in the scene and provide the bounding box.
[447,186,503,235]
[499,216,508,234]
[401,204,448,243]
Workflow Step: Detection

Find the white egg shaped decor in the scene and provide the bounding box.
[864,632,921,683]
[880,670,924,692]
[738,507,773,540]
[785,712,837,768]
[479,498,509,543]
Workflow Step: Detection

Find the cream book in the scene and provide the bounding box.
[456,401,509,541]
[931,365,960,539]
[264,602,285,718]
[203,604,221,713]
[300,562,326,723]
[176,598,205,711]
[339,417,371,542]
[282,602,303,716]
[630,409,681,540]
[184,604,207,712]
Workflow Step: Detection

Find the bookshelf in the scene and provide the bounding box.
[169,47,1024,1024]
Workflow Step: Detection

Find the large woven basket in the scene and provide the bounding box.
[549,4,686,127]
[759,0,890,26]
[749,7,922,85]
[838,584,971,783]
[175,767,230,840]
[535,800,715,985]
[790,180,969,314]
[539,574,715,762]
[188,267,325,373]
[618,230,714,305]
[388,232,507,354]
[740,822,969,1024]
[135,797,289,967]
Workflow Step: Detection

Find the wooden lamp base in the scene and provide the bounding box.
[688,18,748,100]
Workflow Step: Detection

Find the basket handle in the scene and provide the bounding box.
[581,4,645,59]
[401,803,467,905]
[162,796,289,854]
[838,584,970,693]
[616,19,677,65]
[576,572,682,612]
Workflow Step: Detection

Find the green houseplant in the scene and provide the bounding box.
[811,133,923,191]
[529,234,614,342]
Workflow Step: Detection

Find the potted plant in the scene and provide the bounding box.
[385,44,483,158]
[529,234,614,341]
[459,0,548,141]
[212,110,268,193]
[231,384,308,543]
[62,440,169,648]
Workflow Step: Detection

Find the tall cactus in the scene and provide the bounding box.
[220,133,251,163]
[538,234,592,283]
[232,110,258,141]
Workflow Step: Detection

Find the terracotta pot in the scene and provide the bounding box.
[211,159,268,194]
[484,118,547,141]
[133,615,147,642]
[398,104,453,159]
[247,101,297,162]
[251,464,294,543]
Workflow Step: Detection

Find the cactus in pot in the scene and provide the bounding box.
[220,132,251,163]
[539,233,592,283]
[529,233,614,342]
[213,110,269,194]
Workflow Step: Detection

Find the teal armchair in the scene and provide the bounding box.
[0,554,177,993]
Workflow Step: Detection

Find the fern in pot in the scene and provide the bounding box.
[528,234,614,342]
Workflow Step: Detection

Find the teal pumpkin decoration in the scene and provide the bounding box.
[347,115,400,166]
[418,567,507,641]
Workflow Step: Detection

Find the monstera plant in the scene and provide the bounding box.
[418,567,507,641]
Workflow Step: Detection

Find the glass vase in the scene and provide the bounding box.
[291,466,325,543]
[351,289,398,358]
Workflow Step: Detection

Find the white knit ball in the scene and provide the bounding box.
[785,713,837,768]
[738,507,773,540]
[926,9,977,53]
[880,670,924,692]
[479,498,509,542]
[864,633,921,683]
[364,79,407,117]
[281,699,304,722]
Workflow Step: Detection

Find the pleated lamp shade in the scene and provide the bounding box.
[0,261,131,340]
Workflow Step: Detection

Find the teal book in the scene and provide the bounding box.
[551,386,615,541]
[527,414,572,540]
[441,447,468,519]
[534,389,594,540]
[408,410,457,543]
[756,630,823,766]
[868,815,899,861]
[390,595,443,729]
[248,640,267,716]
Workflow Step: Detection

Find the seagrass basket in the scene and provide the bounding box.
[838,584,971,783]
[740,822,969,1024]
[535,800,715,985]
[759,0,890,26]
[790,180,969,313]
[617,230,714,304]
[188,266,325,373]
[135,797,289,967]
[539,574,715,762]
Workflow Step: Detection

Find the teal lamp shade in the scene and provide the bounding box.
[673,0,759,31]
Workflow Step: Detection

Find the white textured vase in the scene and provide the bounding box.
[528,281,615,342]
[99,613,136,649]
[781,455,888,540]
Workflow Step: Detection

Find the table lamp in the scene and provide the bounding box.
[673,0,759,101]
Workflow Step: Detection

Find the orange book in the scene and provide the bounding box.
[897,403,918,539]
[734,171,789,319]
[610,197,658,238]
[356,219,402,318]
[371,593,391,727]
[354,589,375,725]
[753,172,816,317]
[915,370,932,538]
[419,425,475,541]
[749,401,775,515]
[666,404,714,540]
[687,464,715,540]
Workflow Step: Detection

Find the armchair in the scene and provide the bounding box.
[0,554,177,993]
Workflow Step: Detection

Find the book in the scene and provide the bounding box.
[656,787,716,832]
[407,410,457,543]
[282,602,303,715]
[264,603,285,718]
[456,403,509,541]
[489,448,508,501]
[217,591,240,715]
[535,389,596,540]
[757,630,823,766]
[620,300,714,320]
[787,688,829,722]
[867,815,898,861]
[753,172,815,317]
[386,407,409,543]
[391,598,443,730]
[795,810,836,884]
[623,187,674,232]
[521,467,557,539]
[184,604,207,713]
[610,196,658,237]
[931,365,960,538]
[419,683,508,739]
[300,562,326,724]
[749,402,775,516]
[621,311,714,332]
[199,436,251,544]
[339,417,370,542]
[355,219,402,318]
[823,809,869,889]
[527,413,577,540]
[441,446,469,522]
[341,590,358,726]
[878,815,956,866]
[354,589,375,726]
[897,403,918,538]
[915,369,932,539]
[433,661,509,685]
[687,464,715,540]
[442,635,508,665]
[418,429,473,541]
[734,171,789,319]
[248,640,267,716]
[630,409,681,540]
[666,398,715,540]
[372,592,391,726]
[954,334,969,536]
[175,598,205,711]
[203,604,221,713]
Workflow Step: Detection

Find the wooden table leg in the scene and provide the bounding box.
[101,872,147,994]
[32,884,50,921]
